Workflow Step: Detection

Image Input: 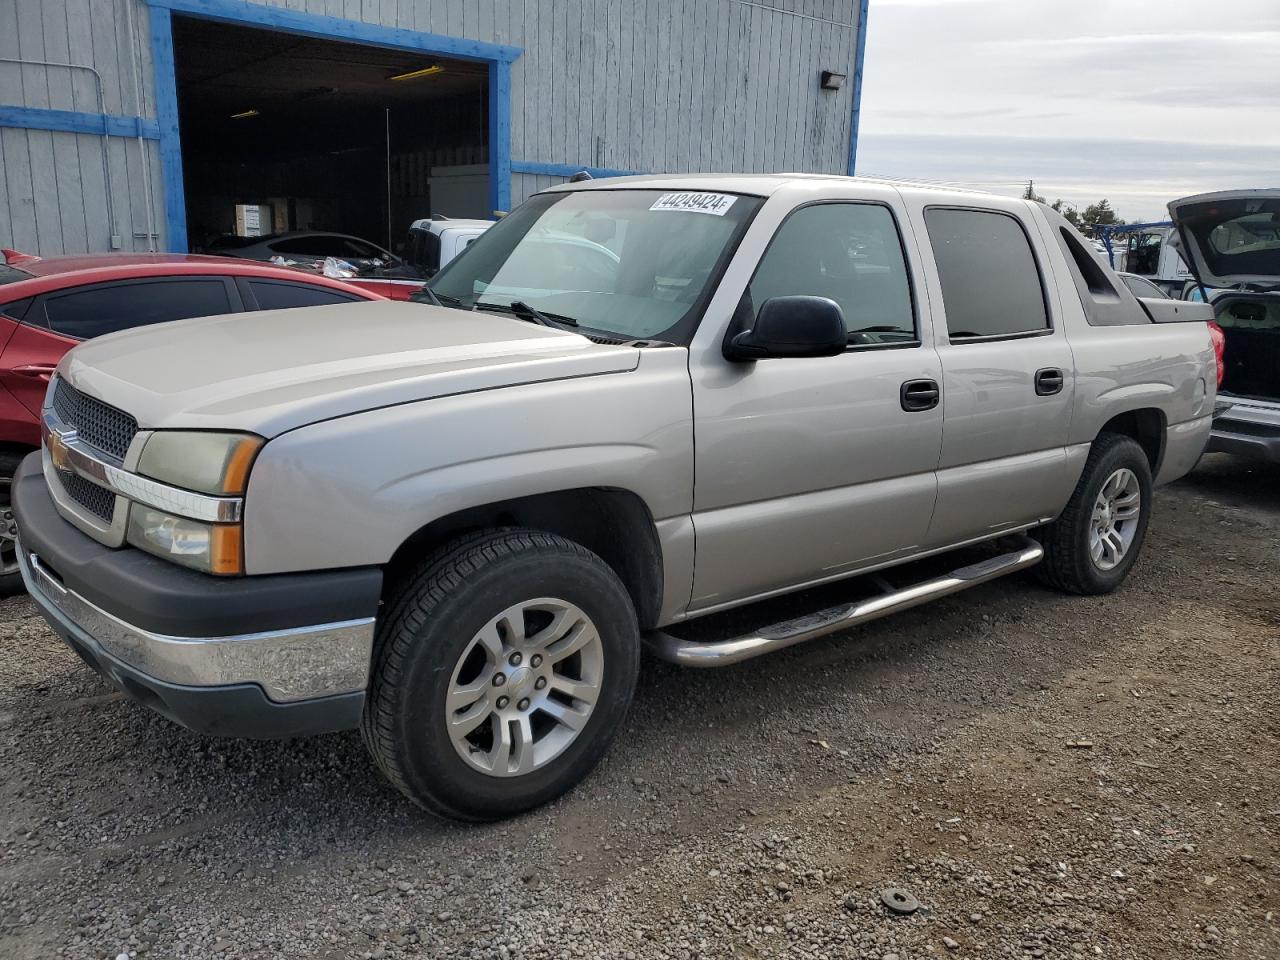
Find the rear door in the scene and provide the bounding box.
[913,203,1076,547]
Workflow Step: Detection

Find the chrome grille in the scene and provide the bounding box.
[51,378,138,462]
[56,469,115,522]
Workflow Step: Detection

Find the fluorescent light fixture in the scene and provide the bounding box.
[230,109,260,119]
[389,64,444,81]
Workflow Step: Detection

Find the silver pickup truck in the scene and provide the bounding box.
[13,175,1217,820]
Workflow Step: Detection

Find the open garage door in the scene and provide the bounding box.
[172,16,491,258]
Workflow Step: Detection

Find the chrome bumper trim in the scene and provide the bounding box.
[42,408,243,523]
[20,547,374,703]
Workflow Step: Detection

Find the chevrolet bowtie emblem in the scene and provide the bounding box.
[47,429,71,471]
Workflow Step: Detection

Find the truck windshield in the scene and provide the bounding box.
[428,189,763,342]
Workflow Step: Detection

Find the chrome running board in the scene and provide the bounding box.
[645,535,1044,667]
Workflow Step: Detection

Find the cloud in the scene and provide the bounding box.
[856,133,1280,220]
[857,0,1280,217]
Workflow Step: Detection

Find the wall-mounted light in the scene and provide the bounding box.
[389,65,444,82]
[230,109,260,119]
[820,71,846,91]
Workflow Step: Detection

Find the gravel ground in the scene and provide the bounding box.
[1,453,1277,960]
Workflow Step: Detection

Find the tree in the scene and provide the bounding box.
[1023,180,1045,203]
[1081,199,1124,230]
[1050,198,1082,229]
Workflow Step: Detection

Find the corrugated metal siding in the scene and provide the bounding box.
[0,0,162,253]
[1,0,860,254]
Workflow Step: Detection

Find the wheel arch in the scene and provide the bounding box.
[1096,407,1166,475]
[384,486,665,631]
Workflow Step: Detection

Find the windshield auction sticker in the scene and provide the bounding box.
[649,192,738,216]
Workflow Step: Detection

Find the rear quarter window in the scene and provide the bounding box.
[247,280,363,309]
[0,297,33,322]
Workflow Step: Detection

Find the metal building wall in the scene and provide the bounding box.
[0,0,163,254]
[0,0,864,255]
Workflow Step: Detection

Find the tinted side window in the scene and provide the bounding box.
[43,279,234,339]
[749,203,915,343]
[0,298,33,323]
[409,229,442,272]
[925,208,1049,339]
[340,238,382,259]
[271,237,330,256]
[248,280,362,310]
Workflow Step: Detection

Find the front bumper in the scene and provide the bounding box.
[1207,400,1280,464]
[12,452,382,739]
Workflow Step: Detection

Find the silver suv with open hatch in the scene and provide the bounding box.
[13,174,1217,820]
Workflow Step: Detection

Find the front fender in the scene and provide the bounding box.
[242,351,694,574]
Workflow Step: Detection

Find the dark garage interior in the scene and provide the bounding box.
[172,16,491,255]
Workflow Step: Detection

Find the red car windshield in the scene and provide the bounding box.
[0,265,33,286]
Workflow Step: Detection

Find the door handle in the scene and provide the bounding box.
[900,378,940,412]
[1035,367,1065,396]
[11,364,56,381]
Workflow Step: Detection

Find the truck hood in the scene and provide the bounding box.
[1168,188,1280,291]
[59,300,640,437]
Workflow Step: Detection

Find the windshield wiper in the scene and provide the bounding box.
[409,286,467,308]
[474,300,579,328]
[411,285,443,307]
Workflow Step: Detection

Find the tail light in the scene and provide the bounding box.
[1207,321,1225,388]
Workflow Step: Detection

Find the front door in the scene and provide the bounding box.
[689,195,944,612]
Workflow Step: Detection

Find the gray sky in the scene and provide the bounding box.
[855,0,1280,221]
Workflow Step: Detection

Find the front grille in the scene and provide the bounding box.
[56,469,115,522]
[51,378,138,461]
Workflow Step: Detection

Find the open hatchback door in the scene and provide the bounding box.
[1170,189,1280,463]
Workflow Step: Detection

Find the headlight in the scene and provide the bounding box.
[137,431,262,495]
[128,431,263,575]
[127,506,243,575]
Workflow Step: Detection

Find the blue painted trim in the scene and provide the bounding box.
[847,0,870,176]
[511,161,638,180]
[489,61,511,214]
[149,6,188,252]
[145,0,522,63]
[142,0,523,246]
[0,105,161,140]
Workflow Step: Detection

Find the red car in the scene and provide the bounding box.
[0,250,386,591]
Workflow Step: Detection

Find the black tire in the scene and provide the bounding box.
[0,449,30,598]
[1035,433,1153,595]
[362,529,640,821]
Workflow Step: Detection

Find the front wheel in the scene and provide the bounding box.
[0,450,30,597]
[1035,433,1153,595]
[362,529,640,820]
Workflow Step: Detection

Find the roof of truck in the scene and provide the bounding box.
[544,172,998,198]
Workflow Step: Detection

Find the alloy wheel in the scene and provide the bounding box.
[444,598,604,778]
[1089,467,1141,571]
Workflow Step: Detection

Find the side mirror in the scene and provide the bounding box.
[724,296,847,361]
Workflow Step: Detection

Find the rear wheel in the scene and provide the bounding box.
[0,450,30,597]
[1036,433,1153,595]
[362,529,640,821]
